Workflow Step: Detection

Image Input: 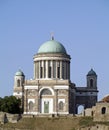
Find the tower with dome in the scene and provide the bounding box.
[13,37,98,115]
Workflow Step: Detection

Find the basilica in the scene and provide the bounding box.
[13,37,98,115]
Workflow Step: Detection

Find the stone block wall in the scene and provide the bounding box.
[0,112,21,124]
[79,124,109,130]
[93,102,109,122]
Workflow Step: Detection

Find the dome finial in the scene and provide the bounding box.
[50,32,54,40]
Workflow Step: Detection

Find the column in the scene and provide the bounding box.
[24,89,28,114]
[39,61,40,79]
[56,61,58,79]
[60,61,62,79]
[44,60,46,78]
[35,62,38,79]
[51,60,53,79]
[37,61,39,79]
[42,60,44,78]
[53,61,56,78]
[46,60,48,78]
[64,62,66,79]
[33,63,35,79]
[54,89,58,114]
[35,90,39,113]
[68,61,70,80]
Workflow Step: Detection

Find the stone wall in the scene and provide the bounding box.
[93,102,109,122]
[79,124,109,130]
[0,128,28,130]
[0,112,21,124]
[81,102,109,122]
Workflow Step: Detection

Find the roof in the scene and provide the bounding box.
[15,69,24,76]
[87,68,97,76]
[38,39,67,54]
[101,95,109,103]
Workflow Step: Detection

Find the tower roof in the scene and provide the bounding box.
[87,68,97,76]
[15,69,24,76]
[38,39,67,54]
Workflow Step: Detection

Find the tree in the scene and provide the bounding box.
[0,96,21,114]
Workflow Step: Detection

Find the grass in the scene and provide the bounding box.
[79,117,95,128]
[1,116,109,130]
[1,116,80,130]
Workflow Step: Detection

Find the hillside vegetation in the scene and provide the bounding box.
[1,116,109,130]
[0,116,94,130]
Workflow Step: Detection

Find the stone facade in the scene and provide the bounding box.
[81,95,109,122]
[13,38,98,115]
[93,102,109,122]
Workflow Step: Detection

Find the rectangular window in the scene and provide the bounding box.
[48,66,51,78]
[57,67,60,78]
[40,67,43,78]
[53,61,56,78]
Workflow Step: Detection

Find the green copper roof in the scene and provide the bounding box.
[15,69,24,76]
[87,68,97,76]
[38,39,67,54]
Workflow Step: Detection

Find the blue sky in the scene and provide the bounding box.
[0,0,109,100]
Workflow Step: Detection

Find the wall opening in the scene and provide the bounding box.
[48,66,51,78]
[59,101,64,111]
[29,101,34,111]
[101,107,106,114]
[77,105,84,114]
[17,79,20,87]
[90,79,93,87]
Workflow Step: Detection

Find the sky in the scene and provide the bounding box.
[0,0,109,100]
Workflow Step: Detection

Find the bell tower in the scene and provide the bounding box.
[13,69,25,112]
[87,68,97,89]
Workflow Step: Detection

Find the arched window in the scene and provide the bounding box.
[101,107,106,114]
[29,101,34,111]
[90,79,93,87]
[41,89,52,95]
[17,79,20,87]
[59,101,64,110]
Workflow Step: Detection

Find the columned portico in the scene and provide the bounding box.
[34,60,70,80]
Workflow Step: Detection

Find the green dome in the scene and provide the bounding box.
[38,40,67,54]
[15,70,24,76]
[87,69,97,76]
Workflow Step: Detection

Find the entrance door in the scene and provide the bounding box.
[41,99,53,113]
[44,101,49,113]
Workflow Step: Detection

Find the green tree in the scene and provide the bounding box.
[0,97,3,111]
[0,96,21,114]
